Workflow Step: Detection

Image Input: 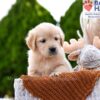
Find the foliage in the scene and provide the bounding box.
[0,0,82,97]
[0,0,56,97]
[60,0,82,41]
[60,0,82,66]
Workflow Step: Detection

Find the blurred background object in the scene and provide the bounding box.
[0,0,16,21]
[37,0,75,22]
[0,0,82,97]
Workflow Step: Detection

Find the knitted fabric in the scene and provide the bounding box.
[77,45,100,69]
[21,70,100,100]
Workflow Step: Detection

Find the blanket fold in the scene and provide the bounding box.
[21,70,100,100]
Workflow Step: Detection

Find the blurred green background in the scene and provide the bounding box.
[0,0,82,97]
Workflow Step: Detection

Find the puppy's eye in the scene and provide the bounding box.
[55,37,58,41]
[40,39,46,43]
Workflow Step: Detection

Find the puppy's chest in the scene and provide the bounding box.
[34,60,58,75]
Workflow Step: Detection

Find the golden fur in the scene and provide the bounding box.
[26,22,72,76]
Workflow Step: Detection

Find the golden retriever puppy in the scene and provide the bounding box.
[26,22,72,76]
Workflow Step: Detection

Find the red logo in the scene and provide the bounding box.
[83,0,93,11]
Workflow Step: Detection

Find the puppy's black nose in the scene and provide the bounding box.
[49,47,57,54]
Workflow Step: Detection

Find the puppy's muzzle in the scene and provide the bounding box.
[49,47,57,55]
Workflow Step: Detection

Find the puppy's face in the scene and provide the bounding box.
[36,31,63,57]
[26,23,64,58]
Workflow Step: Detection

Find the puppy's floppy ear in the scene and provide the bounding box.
[56,26,64,46]
[68,50,81,61]
[25,29,36,50]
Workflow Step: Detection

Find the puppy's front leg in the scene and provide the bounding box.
[28,67,39,76]
[50,66,72,76]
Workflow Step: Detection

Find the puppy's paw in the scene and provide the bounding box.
[50,72,62,77]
